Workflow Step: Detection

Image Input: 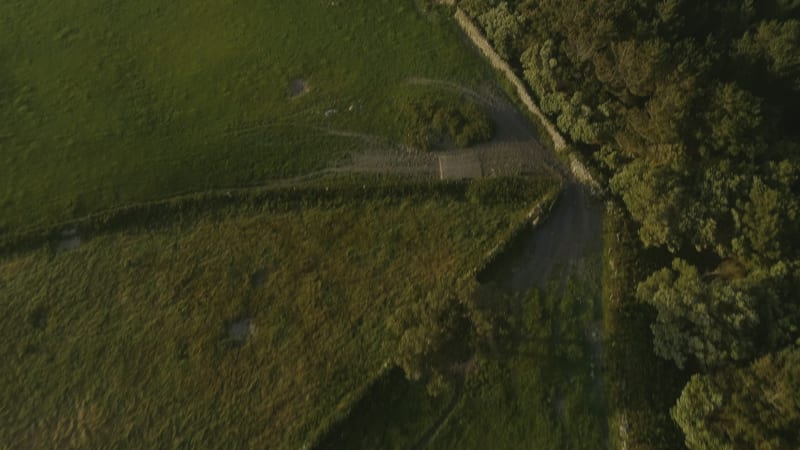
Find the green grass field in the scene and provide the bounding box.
[318,259,608,450]
[0,0,490,231]
[0,179,556,449]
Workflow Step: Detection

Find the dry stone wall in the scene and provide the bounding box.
[452,9,567,151]
[445,6,602,191]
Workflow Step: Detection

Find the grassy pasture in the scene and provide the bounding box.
[0,179,555,449]
[0,0,489,231]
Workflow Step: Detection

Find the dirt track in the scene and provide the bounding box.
[406,183,605,450]
[479,183,603,292]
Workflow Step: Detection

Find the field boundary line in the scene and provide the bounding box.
[0,177,471,256]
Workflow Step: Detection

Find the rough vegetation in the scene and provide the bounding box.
[315,247,608,450]
[0,178,556,449]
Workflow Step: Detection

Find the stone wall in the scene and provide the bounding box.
[448,7,602,191]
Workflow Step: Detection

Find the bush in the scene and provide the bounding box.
[399,93,494,151]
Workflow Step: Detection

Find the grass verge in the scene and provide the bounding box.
[602,201,688,449]
[429,262,608,450]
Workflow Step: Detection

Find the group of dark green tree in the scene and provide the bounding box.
[448,0,800,448]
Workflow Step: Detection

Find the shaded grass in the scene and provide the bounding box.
[0,183,549,449]
[316,258,608,450]
[429,262,607,450]
[0,0,491,231]
[314,368,455,450]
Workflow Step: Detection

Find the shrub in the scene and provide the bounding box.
[399,93,494,151]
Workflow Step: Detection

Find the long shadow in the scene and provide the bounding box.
[313,369,453,450]
[411,376,465,450]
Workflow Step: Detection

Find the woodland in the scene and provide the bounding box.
[457,0,800,448]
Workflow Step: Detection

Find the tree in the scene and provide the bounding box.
[459,0,500,19]
[610,161,692,251]
[673,345,800,450]
[637,259,760,370]
[736,19,800,90]
[486,0,800,446]
[607,39,670,99]
[478,2,523,60]
[702,82,766,160]
[521,38,568,99]
[388,289,473,395]
[731,175,800,265]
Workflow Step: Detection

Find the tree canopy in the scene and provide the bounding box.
[458,0,800,446]
[673,344,800,449]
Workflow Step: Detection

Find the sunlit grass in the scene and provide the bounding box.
[0,180,554,449]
